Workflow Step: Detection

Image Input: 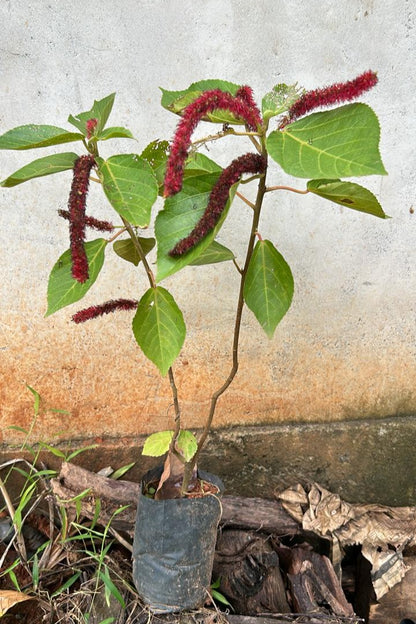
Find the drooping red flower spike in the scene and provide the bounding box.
[72,298,138,324]
[86,118,98,139]
[164,88,263,197]
[279,70,378,129]
[58,209,114,233]
[68,155,96,283]
[169,152,266,257]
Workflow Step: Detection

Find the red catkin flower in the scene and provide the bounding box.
[235,85,259,111]
[68,155,96,283]
[169,152,266,257]
[58,209,114,232]
[86,118,98,139]
[164,88,263,197]
[280,70,378,128]
[72,298,138,324]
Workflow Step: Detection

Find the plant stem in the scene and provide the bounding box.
[266,185,309,194]
[183,156,268,487]
[236,191,255,210]
[168,367,182,447]
[121,217,157,289]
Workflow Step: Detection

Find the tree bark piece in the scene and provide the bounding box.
[213,529,291,614]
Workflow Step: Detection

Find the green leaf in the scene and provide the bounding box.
[307,179,388,218]
[68,93,116,135]
[142,430,174,456]
[160,79,247,124]
[184,153,222,176]
[97,154,158,227]
[1,152,79,187]
[51,572,82,598]
[26,384,41,416]
[177,430,198,462]
[244,240,294,338]
[132,286,185,375]
[0,125,83,150]
[155,171,236,281]
[98,568,125,608]
[266,103,387,179]
[140,139,169,190]
[46,239,107,316]
[96,126,134,141]
[113,237,155,266]
[189,240,235,266]
[110,462,135,479]
[211,589,233,608]
[261,83,304,122]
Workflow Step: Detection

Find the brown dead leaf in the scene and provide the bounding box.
[0,589,34,616]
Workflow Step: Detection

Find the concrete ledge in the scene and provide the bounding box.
[1,416,415,506]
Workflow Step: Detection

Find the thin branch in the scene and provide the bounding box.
[247,132,262,153]
[232,258,243,275]
[192,167,268,465]
[106,227,127,244]
[168,367,181,443]
[191,127,261,151]
[266,185,310,194]
[236,191,255,210]
[121,217,156,289]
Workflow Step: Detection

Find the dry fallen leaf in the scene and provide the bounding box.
[0,589,34,616]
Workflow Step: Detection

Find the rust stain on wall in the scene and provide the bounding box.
[1,310,416,446]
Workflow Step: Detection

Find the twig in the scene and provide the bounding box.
[236,191,255,210]
[266,185,309,194]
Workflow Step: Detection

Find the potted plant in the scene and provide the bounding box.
[0,71,387,612]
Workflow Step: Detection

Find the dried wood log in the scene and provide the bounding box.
[51,462,301,536]
[213,529,291,614]
[278,544,354,618]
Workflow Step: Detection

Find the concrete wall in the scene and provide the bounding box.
[1,0,415,448]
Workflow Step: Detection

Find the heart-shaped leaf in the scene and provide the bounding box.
[1,152,79,187]
[97,154,158,227]
[140,139,169,190]
[261,83,304,122]
[113,237,155,266]
[132,286,185,375]
[189,240,234,266]
[142,431,174,457]
[176,430,198,462]
[0,125,83,150]
[46,239,107,316]
[267,103,387,179]
[244,240,294,338]
[155,171,237,281]
[96,126,134,141]
[307,179,388,218]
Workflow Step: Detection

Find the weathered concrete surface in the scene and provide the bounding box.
[2,416,414,507]
[1,1,415,448]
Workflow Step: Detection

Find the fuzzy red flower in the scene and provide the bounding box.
[280,70,378,128]
[58,209,114,233]
[169,153,266,256]
[164,88,263,197]
[68,155,96,283]
[72,298,138,324]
